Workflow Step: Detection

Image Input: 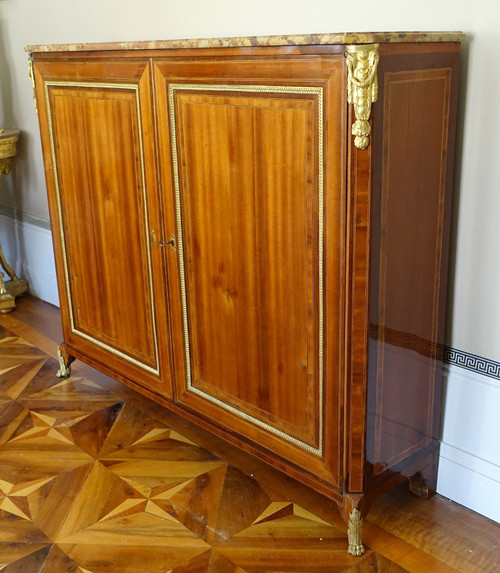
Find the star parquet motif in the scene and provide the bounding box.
[0,325,409,572]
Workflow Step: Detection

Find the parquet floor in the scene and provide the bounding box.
[0,295,499,572]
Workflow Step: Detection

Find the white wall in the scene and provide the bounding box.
[1,0,499,521]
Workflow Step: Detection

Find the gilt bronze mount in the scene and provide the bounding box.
[345,44,379,150]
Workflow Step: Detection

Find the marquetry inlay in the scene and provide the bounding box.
[373,68,452,472]
[0,323,431,572]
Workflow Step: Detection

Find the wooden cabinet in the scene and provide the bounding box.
[28,32,463,555]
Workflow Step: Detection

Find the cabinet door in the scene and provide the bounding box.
[154,52,346,489]
[34,58,173,396]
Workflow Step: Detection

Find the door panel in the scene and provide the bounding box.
[34,59,173,396]
[155,55,345,484]
[177,90,317,443]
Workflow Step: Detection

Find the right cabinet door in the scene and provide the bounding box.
[155,52,346,488]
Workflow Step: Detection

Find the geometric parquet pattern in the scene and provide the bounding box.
[0,325,408,572]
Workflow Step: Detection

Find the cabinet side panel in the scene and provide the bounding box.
[367,49,460,481]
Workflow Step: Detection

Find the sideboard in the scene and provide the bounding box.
[27,31,464,555]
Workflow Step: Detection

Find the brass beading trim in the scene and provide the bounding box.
[168,83,324,457]
[44,80,160,376]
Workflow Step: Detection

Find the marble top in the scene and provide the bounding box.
[26,31,465,53]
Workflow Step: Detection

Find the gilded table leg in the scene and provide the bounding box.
[0,243,28,312]
[0,242,19,281]
[0,282,16,313]
[347,508,364,556]
[0,246,16,313]
[57,344,76,378]
[0,129,25,312]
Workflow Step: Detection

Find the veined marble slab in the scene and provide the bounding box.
[26,31,465,53]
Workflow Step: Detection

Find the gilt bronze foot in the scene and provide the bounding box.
[347,508,364,556]
[57,344,76,378]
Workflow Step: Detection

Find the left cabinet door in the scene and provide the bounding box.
[33,57,174,397]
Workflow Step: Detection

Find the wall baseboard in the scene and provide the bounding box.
[1,212,499,523]
[438,444,500,524]
[437,364,500,523]
[0,213,59,307]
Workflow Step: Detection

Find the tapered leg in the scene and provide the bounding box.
[57,343,76,378]
[340,494,366,556]
[408,453,439,499]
